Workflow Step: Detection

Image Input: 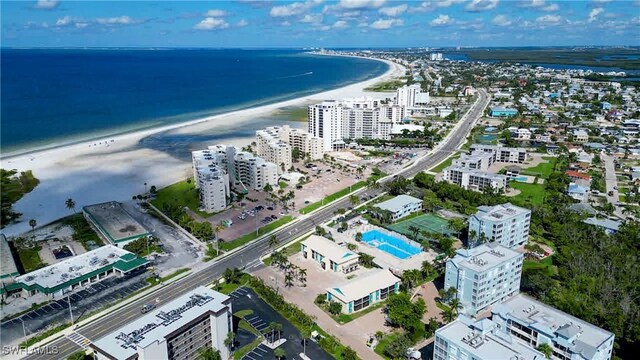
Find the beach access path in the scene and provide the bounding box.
[1,57,405,236]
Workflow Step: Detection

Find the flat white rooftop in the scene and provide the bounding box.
[450,243,522,272]
[328,269,399,303]
[13,245,145,291]
[493,294,614,355]
[83,201,149,243]
[475,203,531,222]
[374,195,422,214]
[93,286,230,359]
[437,315,544,360]
[302,235,358,265]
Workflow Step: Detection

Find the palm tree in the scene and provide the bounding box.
[223,267,241,284]
[448,218,465,239]
[274,347,286,360]
[268,234,279,248]
[198,346,222,360]
[297,268,307,285]
[300,328,311,355]
[448,298,462,317]
[65,198,76,214]
[421,260,434,277]
[349,195,360,207]
[224,331,236,353]
[263,183,273,193]
[441,306,457,323]
[408,225,421,241]
[536,343,553,359]
[355,232,363,242]
[284,273,294,288]
[29,219,37,232]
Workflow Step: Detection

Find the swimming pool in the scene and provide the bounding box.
[513,176,529,182]
[361,230,422,260]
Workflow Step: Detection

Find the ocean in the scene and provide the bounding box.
[1,49,387,154]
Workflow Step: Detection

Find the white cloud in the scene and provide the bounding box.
[465,0,499,12]
[411,1,464,13]
[588,7,604,22]
[55,16,74,26]
[536,13,561,24]
[280,21,292,26]
[370,18,403,29]
[591,0,612,3]
[519,0,545,7]
[75,22,89,29]
[300,13,323,24]
[95,16,138,25]
[236,19,248,27]
[194,17,229,30]
[204,9,227,17]
[332,20,349,28]
[542,4,558,11]
[34,0,59,9]
[430,14,454,26]
[340,0,387,10]
[491,14,511,26]
[270,0,322,17]
[379,4,408,17]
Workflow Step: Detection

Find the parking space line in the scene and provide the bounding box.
[244,353,259,360]
[246,315,259,321]
[254,347,268,353]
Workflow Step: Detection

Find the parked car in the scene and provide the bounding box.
[267,206,274,211]
[270,215,277,219]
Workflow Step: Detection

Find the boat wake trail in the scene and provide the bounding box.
[274,71,313,80]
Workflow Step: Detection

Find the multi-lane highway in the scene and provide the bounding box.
[24,89,489,360]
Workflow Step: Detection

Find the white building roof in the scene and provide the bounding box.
[450,243,522,273]
[375,195,422,214]
[302,235,358,265]
[13,245,145,290]
[474,203,531,222]
[327,269,399,303]
[436,315,545,360]
[493,294,614,358]
[92,286,230,359]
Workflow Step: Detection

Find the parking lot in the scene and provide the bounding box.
[0,271,149,346]
[229,287,331,360]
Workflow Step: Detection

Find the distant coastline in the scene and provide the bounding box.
[0,49,388,157]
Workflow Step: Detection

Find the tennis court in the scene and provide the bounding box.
[387,214,453,239]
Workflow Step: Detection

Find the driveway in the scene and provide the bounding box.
[602,154,625,218]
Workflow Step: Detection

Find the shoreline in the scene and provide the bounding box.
[1,53,391,159]
[1,55,406,236]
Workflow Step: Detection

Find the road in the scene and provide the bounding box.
[23,89,489,360]
[602,154,625,219]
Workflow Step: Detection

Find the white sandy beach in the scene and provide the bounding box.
[1,57,406,236]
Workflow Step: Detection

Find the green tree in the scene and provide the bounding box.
[224,331,236,353]
[65,198,76,214]
[66,351,86,360]
[223,267,241,284]
[386,292,427,340]
[1,169,40,228]
[358,252,375,268]
[301,328,311,355]
[536,343,553,359]
[268,234,279,248]
[384,334,412,360]
[355,232,363,242]
[349,194,360,207]
[328,301,342,315]
[342,346,358,360]
[198,346,222,360]
[274,347,286,360]
[29,218,37,232]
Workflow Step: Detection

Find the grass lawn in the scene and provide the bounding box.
[522,157,557,179]
[299,181,366,215]
[150,179,211,218]
[146,268,190,285]
[374,332,405,359]
[429,152,460,173]
[61,214,104,250]
[263,235,310,265]
[321,301,387,324]
[17,245,46,272]
[523,256,556,276]
[510,182,547,206]
[220,216,294,251]
[213,274,251,294]
[234,309,254,318]
[364,79,406,92]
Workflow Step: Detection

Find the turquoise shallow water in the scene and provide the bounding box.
[1,49,387,154]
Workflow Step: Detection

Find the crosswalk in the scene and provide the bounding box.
[67,332,91,349]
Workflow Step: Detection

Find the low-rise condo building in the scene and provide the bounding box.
[1,245,148,299]
[434,315,546,360]
[452,152,495,171]
[492,294,615,360]
[326,270,400,314]
[301,235,360,273]
[83,202,151,247]
[444,243,523,316]
[373,195,423,222]
[469,144,528,164]
[92,286,232,360]
[442,166,508,193]
[468,203,531,248]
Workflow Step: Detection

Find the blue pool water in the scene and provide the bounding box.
[513,176,529,182]
[361,230,422,260]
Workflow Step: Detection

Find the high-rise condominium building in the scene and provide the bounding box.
[396,84,429,108]
[255,127,292,174]
[468,203,531,248]
[256,125,324,164]
[444,243,523,316]
[91,287,232,360]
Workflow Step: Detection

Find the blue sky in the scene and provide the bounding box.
[2,0,639,47]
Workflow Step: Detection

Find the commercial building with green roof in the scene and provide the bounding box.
[83,201,150,247]
[1,245,148,299]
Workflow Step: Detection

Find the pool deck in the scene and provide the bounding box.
[334,223,437,271]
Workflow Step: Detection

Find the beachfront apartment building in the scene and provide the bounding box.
[442,165,508,193]
[301,235,359,273]
[434,315,546,360]
[308,101,346,151]
[1,245,148,300]
[444,243,524,316]
[373,194,423,222]
[230,150,279,191]
[91,287,232,360]
[287,127,324,160]
[196,166,229,213]
[468,203,532,248]
[469,144,528,164]
[326,269,400,314]
[255,128,292,174]
[396,84,429,108]
[492,294,615,360]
